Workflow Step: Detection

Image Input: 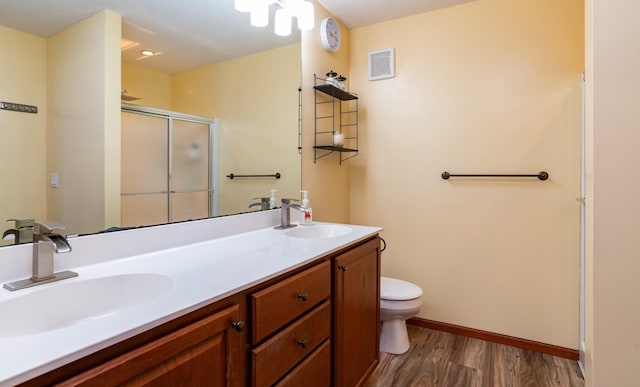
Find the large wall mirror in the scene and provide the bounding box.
[0,0,302,247]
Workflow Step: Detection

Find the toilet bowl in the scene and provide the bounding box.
[380,276,423,354]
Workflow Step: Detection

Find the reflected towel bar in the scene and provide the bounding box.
[226,173,281,179]
[441,171,549,181]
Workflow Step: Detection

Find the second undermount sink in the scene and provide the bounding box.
[0,273,174,337]
[286,224,352,239]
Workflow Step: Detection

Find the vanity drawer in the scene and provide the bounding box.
[251,260,330,343]
[275,339,331,387]
[252,301,331,387]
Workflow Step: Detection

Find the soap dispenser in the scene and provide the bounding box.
[300,190,313,225]
[269,189,278,209]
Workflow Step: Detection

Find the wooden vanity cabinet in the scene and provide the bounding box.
[21,235,380,387]
[333,237,381,387]
[57,304,244,386]
[251,260,332,386]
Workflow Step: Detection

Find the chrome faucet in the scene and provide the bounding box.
[249,197,270,211]
[2,218,35,245]
[3,222,78,291]
[274,198,301,229]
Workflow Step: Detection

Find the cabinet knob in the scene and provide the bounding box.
[297,339,308,349]
[231,320,245,332]
[338,265,347,271]
[297,292,309,301]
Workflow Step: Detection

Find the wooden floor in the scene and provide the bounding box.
[366,325,584,387]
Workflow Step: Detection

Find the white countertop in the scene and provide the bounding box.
[0,221,381,386]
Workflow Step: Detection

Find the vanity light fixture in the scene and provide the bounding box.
[234,0,314,36]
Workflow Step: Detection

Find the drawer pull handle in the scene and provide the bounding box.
[338,265,347,271]
[297,292,309,301]
[297,339,308,349]
[231,320,245,332]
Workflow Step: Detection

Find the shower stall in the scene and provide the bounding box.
[120,104,217,227]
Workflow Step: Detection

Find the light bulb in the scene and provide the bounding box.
[275,8,292,36]
[250,2,269,27]
[297,1,314,30]
[286,0,303,15]
[234,0,253,13]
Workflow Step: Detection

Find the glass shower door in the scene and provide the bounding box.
[121,108,213,228]
[121,111,170,227]
[171,119,210,222]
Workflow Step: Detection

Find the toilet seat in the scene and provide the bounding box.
[380,298,422,312]
[381,276,423,300]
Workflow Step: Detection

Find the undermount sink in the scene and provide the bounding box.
[286,224,352,239]
[0,273,174,337]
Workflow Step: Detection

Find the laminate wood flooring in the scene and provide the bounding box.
[366,325,584,387]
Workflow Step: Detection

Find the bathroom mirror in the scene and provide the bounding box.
[0,1,302,246]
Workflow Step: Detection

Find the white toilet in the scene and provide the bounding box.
[380,276,423,354]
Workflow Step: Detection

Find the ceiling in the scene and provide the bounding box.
[0,0,474,74]
[317,0,475,29]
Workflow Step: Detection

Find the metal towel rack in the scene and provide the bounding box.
[226,172,281,179]
[441,171,549,181]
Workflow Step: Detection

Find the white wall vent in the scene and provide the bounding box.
[368,48,395,81]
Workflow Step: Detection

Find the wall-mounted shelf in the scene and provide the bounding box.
[313,84,358,101]
[313,75,359,165]
[313,145,359,153]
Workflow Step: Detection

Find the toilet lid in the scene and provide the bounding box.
[380,277,423,300]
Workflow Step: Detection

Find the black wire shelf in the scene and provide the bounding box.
[313,145,358,153]
[313,84,358,101]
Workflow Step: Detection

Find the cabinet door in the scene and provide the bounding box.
[334,237,381,387]
[59,304,244,386]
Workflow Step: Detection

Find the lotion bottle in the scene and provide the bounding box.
[269,189,277,209]
[300,190,313,225]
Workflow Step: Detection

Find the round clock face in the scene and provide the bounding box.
[320,17,341,52]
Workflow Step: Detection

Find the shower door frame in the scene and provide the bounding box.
[121,103,218,223]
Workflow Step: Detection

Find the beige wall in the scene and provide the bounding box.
[585,0,640,385]
[347,0,583,348]
[171,43,301,215]
[47,10,122,235]
[0,26,48,238]
[121,61,171,109]
[300,1,351,223]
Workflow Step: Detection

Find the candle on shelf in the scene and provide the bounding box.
[333,131,344,147]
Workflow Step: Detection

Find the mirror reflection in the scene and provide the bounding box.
[0,2,302,247]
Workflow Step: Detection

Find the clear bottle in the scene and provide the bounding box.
[336,75,347,90]
[326,70,337,86]
[269,189,277,209]
[300,190,313,225]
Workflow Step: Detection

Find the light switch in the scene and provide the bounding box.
[51,173,59,188]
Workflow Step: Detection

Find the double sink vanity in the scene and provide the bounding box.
[0,210,382,386]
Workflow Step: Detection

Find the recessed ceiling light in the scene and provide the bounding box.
[140,50,155,56]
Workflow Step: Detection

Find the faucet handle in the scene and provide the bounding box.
[35,221,66,234]
[252,197,270,202]
[281,198,299,204]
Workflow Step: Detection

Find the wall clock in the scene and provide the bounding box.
[320,17,341,52]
